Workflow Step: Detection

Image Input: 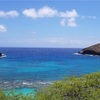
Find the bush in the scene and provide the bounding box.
[0,89,35,100]
[34,72,100,100]
[0,72,100,100]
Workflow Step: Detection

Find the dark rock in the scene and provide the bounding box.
[78,43,100,56]
[0,53,2,56]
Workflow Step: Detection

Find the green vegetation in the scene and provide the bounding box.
[35,72,100,100]
[0,89,35,100]
[0,72,100,100]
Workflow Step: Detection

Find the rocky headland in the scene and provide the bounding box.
[0,53,2,56]
[78,43,100,56]
[0,53,6,58]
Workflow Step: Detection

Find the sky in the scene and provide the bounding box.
[0,0,100,48]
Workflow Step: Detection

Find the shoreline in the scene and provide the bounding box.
[0,80,53,90]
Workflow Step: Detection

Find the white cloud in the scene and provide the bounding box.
[67,18,77,27]
[59,9,78,18]
[60,19,66,26]
[0,24,7,32]
[23,8,37,18]
[6,11,19,17]
[60,18,77,27]
[38,6,58,17]
[67,21,77,27]
[22,6,79,27]
[0,10,19,17]
[23,7,78,19]
[23,6,58,19]
[23,6,97,27]
[59,9,78,27]
[0,11,5,17]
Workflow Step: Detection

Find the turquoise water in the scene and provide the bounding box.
[0,48,100,94]
[5,88,36,95]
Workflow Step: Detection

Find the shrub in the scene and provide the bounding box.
[0,72,100,100]
[34,72,100,100]
[0,89,35,100]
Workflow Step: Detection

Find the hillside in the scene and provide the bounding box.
[78,43,100,55]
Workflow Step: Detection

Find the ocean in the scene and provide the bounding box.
[0,48,100,94]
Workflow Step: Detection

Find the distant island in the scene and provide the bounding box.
[78,43,100,56]
[0,53,3,57]
[0,53,6,57]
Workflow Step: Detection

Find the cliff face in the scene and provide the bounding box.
[78,43,100,56]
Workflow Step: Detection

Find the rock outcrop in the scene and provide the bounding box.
[0,53,2,57]
[78,43,100,56]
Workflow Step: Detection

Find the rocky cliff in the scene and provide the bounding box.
[78,43,100,56]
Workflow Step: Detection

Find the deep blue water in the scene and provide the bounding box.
[0,48,100,91]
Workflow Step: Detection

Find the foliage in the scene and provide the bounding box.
[34,72,100,100]
[0,89,35,100]
[0,72,100,100]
